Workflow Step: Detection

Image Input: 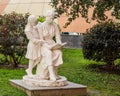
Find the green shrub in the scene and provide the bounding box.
[82,20,120,69]
[37,16,45,23]
[0,12,29,67]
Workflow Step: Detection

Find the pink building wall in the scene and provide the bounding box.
[0,0,9,14]
[0,1,114,33]
[58,8,114,33]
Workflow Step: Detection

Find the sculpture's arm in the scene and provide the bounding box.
[25,27,40,44]
[55,24,62,44]
[37,25,52,49]
[37,25,44,41]
[37,25,47,45]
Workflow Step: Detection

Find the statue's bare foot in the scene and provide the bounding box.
[26,69,33,76]
[56,76,61,80]
[50,75,57,81]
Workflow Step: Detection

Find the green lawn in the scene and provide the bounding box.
[0,48,120,96]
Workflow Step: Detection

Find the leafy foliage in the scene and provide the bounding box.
[0,12,29,67]
[37,16,45,23]
[50,0,120,27]
[82,20,120,69]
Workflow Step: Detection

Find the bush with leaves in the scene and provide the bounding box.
[0,12,29,67]
[37,16,45,23]
[82,20,120,69]
[51,0,120,27]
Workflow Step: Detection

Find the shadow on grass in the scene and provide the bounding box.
[85,64,120,75]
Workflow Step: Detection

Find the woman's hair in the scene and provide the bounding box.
[46,10,56,18]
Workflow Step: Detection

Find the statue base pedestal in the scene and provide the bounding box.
[10,79,87,96]
[23,75,67,87]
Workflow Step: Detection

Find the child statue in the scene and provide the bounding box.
[24,15,43,75]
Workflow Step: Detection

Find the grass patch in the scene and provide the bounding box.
[0,48,120,96]
[0,69,26,96]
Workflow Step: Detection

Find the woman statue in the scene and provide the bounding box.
[36,10,63,81]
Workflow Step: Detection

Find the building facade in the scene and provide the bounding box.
[0,0,115,33]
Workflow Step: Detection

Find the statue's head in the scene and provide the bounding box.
[45,10,56,24]
[27,15,37,26]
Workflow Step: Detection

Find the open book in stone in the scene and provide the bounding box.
[51,42,67,50]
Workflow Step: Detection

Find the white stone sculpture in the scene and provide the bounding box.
[24,15,42,76]
[23,10,67,87]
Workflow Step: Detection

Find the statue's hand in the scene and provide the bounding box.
[33,39,40,44]
[43,43,51,49]
[41,40,45,43]
[40,40,47,45]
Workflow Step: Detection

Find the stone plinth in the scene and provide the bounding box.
[23,76,67,87]
[10,80,87,96]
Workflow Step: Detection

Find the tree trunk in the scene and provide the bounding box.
[9,56,18,68]
[107,60,115,70]
[12,58,18,68]
[12,62,18,68]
